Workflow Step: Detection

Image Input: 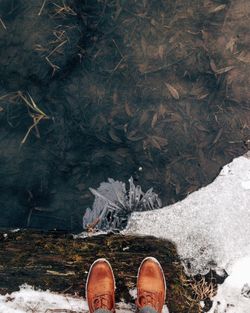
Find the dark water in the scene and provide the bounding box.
[0,0,249,231]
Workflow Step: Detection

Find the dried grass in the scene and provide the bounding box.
[182,275,217,313]
[0,91,49,145]
[52,1,77,17]
[0,17,7,30]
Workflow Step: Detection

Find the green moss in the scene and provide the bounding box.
[0,230,201,312]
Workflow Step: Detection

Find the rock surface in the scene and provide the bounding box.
[0,231,200,313]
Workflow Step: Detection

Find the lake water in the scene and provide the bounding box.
[0,0,249,231]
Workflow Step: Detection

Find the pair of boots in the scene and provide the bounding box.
[86,257,166,313]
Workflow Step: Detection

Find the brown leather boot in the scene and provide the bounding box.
[136,257,166,313]
[86,258,116,313]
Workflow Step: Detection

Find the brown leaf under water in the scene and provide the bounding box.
[209,4,226,14]
[158,45,164,60]
[215,66,235,75]
[116,148,129,158]
[139,111,150,126]
[147,135,168,150]
[210,60,235,75]
[125,101,133,117]
[195,123,209,132]
[153,136,168,146]
[151,112,158,128]
[141,36,147,55]
[169,112,183,123]
[226,38,236,53]
[237,51,250,64]
[158,104,167,117]
[210,59,218,73]
[165,83,180,100]
[197,94,208,100]
[108,128,122,143]
[113,92,118,105]
[127,130,144,141]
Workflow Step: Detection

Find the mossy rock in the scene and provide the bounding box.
[0,230,200,312]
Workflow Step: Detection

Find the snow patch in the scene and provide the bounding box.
[209,255,250,313]
[0,285,169,313]
[0,284,86,313]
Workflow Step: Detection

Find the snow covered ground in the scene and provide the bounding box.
[0,284,169,313]
[1,153,250,312]
[209,255,250,313]
[0,284,86,313]
[124,152,250,312]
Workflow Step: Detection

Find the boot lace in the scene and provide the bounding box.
[92,293,112,311]
[137,291,161,310]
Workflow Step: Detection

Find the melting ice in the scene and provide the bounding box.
[124,152,250,312]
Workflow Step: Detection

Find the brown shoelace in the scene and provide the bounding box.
[137,290,161,310]
[92,293,113,311]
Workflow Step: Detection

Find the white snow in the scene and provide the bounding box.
[124,152,250,312]
[0,284,86,313]
[0,285,169,313]
[209,255,250,313]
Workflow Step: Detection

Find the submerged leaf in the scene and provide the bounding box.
[209,4,226,13]
[139,111,150,126]
[127,130,144,141]
[237,52,250,64]
[151,112,158,128]
[158,104,167,117]
[165,83,180,100]
[210,61,235,75]
[215,66,235,75]
[108,128,122,143]
[226,38,236,52]
[210,60,218,73]
[125,101,133,117]
[158,45,164,60]
[147,135,168,150]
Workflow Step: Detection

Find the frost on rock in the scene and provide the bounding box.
[82,177,162,231]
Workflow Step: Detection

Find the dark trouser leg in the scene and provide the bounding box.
[139,306,158,313]
[93,306,160,313]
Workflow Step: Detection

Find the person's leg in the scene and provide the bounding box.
[136,257,166,313]
[138,306,158,313]
[86,258,116,313]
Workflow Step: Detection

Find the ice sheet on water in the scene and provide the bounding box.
[124,152,250,312]
[82,177,162,231]
[124,152,250,275]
